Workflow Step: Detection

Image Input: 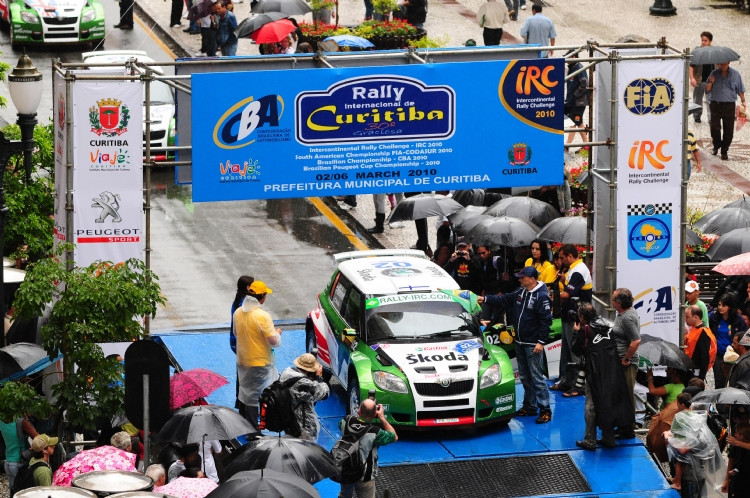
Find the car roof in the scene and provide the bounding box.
[81,50,164,74]
[335,250,459,296]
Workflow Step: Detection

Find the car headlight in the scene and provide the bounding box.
[480,364,500,389]
[21,10,39,24]
[82,8,96,23]
[372,371,407,394]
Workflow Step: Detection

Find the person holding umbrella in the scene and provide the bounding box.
[689,32,713,124]
[709,293,747,388]
[706,59,746,160]
[234,281,282,428]
[728,330,750,390]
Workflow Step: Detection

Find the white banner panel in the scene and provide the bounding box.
[72,80,144,266]
[52,71,68,248]
[616,59,683,343]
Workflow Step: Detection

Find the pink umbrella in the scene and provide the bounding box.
[712,251,750,276]
[52,446,137,486]
[170,368,229,410]
[154,476,218,498]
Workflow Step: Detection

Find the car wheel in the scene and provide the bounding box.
[347,373,360,416]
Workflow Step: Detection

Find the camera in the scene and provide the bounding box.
[368,389,376,402]
[566,309,580,323]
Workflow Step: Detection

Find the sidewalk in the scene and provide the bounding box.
[134,0,750,248]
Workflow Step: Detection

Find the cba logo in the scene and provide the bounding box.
[623,78,675,115]
[213,95,284,150]
[627,203,671,260]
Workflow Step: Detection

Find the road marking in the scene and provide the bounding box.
[308,197,370,251]
[135,14,177,59]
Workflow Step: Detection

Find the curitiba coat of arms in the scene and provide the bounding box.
[507,143,532,166]
[89,98,130,137]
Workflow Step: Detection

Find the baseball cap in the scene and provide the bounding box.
[31,434,59,452]
[515,267,539,279]
[249,281,273,295]
[456,241,469,248]
[740,330,750,347]
[685,281,700,293]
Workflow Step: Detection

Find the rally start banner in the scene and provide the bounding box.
[191,59,565,202]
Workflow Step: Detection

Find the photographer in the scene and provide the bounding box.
[443,242,481,294]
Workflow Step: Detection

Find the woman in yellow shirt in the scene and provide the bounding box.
[524,239,557,284]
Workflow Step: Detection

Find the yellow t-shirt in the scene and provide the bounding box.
[524,258,557,284]
[234,304,276,367]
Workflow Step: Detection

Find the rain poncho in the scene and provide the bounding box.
[666,410,727,498]
[278,366,330,442]
[234,296,281,407]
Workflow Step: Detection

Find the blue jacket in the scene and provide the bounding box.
[484,281,553,345]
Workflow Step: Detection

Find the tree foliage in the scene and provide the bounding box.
[11,245,166,431]
[1,121,55,262]
[0,381,52,424]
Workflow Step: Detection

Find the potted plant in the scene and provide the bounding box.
[310,0,337,25]
[298,22,352,50]
[372,0,398,20]
[352,19,422,49]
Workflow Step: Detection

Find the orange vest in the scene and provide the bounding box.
[684,325,717,372]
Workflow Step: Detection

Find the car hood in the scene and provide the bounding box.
[28,0,86,16]
[375,339,482,380]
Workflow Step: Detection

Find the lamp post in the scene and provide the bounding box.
[8,51,43,184]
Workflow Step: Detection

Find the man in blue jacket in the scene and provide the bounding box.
[479,266,553,424]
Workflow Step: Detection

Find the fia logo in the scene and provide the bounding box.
[623,78,675,115]
[628,140,672,170]
[213,95,283,150]
[91,192,122,223]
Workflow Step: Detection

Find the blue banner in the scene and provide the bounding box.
[191,59,564,202]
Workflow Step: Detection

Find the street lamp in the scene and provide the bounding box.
[8,51,43,184]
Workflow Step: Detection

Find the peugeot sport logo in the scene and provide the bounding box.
[92,191,122,223]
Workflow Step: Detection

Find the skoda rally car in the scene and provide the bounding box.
[2,0,105,48]
[307,249,517,428]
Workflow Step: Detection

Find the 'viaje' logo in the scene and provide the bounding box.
[623,78,674,115]
[295,76,455,144]
[499,59,564,134]
[213,95,284,150]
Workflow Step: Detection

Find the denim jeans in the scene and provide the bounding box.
[516,343,550,412]
[5,460,24,489]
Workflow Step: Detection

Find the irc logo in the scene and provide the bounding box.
[623,78,675,115]
[515,64,558,96]
[628,140,672,170]
[213,95,284,150]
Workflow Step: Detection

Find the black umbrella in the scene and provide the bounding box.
[693,207,750,235]
[223,436,337,484]
[447,205,486,228]
[187,0,214,20]
[251,0,312,15]
[484,197,561,228]
[724,196,750,210]
[0,342,48,380]
[156,405,257,444]
[537,216,589,245]
[691,45,740,65]
[453,214,495,236]
[706,227,750,261]
[464,216,539,248]
[691,387,750,406]
[206,469,319,498]
[386,194,464,223]
[236,12,289,38]
[452,189,486,207]
[636,334,695,372]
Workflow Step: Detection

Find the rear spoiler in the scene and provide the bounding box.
[333,249,429,266]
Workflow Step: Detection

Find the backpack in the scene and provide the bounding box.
[258,376,302,436]
[330,416,380,484]
[11,460,49,495]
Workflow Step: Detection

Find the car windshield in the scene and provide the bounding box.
[147,81,174,106]
[364,299,477,341]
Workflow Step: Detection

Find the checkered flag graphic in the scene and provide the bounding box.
[627,203,672,216]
